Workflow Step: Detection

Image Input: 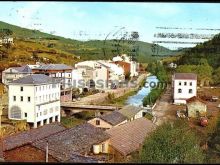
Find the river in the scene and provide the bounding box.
[125,75,159,106]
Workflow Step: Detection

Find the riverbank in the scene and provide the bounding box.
[70,73,148,105]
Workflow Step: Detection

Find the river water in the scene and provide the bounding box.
[125,75,159,106]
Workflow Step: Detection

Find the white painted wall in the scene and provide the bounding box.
[8,82,60,128]
[173,79,197,104]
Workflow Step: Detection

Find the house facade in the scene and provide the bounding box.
[186,96,207,118]
[8,74,61,128]
[112,54,139,77]
[172,73,197,104]
[75,61,110,90]
[32,64,73,102]
[2,65,32,85]
[0,37,13,46]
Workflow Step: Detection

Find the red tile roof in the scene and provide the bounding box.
[186,96,206,104]
[174,73,197,80]
[106,118,156,156]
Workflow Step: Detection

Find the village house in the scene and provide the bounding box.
[106,118,156,162]
[118,105,143,121]
[186,96,207,118]
[31,64,73,102]
[87,111,127,129]
[0,37,13,46]
[172,73,197,104]
[75,60,125,90]
[2,123,112,163]
[75,61,109,90]
[2,65,32,86]
[112,54,139,77]
[8,74,61,128]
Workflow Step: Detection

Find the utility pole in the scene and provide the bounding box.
[45,142,48,162]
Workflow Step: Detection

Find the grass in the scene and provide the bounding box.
[144,113,153,120]
[60,116,85,128]
[104,89,138,106]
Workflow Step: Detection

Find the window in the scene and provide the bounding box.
[190,82,192,86]
[178,89,182,93]
[37,113,38,117]
[20,96,23,102]
[179,82,181,86]
[69,74,71,77]
[96,120,100,125]
[24,113,27,117]
[44,109,47,115]
[13,96,16,101]
[36,87,37,92]
[189,89,193,94]
[184,82,187,86]
[28,97,31,102]
[20,86,23,91]
[40,112,42,116]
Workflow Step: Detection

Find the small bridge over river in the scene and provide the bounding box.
[61,102,123,116]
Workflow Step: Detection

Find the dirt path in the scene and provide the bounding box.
[152,85,184,126]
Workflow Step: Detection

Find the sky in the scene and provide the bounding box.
[1,2,220,49]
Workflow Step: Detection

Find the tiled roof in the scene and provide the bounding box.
[65,154,99,163]
[118,105,142,119]
[106,118,156,156]
[174,73,197,80]
[2,123,66,151]
[186,96,206,104]
[9,74,60,85]
[34,64,73,70]
[100,111,127,126]
[12,65,32,73]
[32,123,110,162]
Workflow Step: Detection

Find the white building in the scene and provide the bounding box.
[172,73,197,104]
[75,61,110,90]
[0,37,13,46]
[32,64,73,102]
[8,74,61,128]
[112,54,139,77]
[2,65,32,85]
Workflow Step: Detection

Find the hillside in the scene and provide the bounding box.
[177,34,220,69]
[0,21,178,64]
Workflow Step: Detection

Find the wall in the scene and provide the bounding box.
[87,118,113,129]
[173,79,197,104]
[187,101,207,118]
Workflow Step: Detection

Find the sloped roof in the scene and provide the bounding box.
[100,111,127,126]
[34,64,73,70]
[174,73,197,80]
[32,123,110,162]
[118,105,142,119]
[186,96,206,104]
[2,123,66,151]
[65,154,99,163]
[106,118,156,156]
[4,65,32,73]
[9,74,60,85]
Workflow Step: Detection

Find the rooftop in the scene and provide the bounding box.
[186,96,206,104]
[106,118,156,156]
[2,123,66,151]
[4,65,32,73]
[32,123,110,162]
[9,74,60,85]
[118,105,142,119]
[33,64,73,71]
[174,73,197,80]
[100,111,127,126]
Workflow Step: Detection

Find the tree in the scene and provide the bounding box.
[138,120,205,163]
[213,67,220,85]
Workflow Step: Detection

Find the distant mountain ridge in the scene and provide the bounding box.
[0,21,180,63]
